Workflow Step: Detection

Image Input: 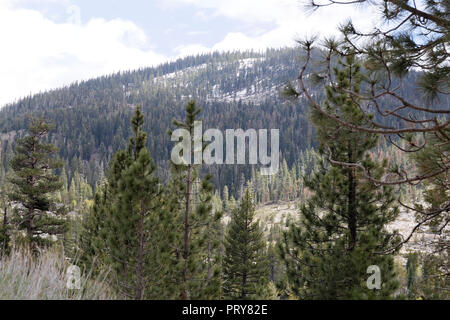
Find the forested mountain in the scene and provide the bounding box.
[0,49,311,195]
[0,47,444,197]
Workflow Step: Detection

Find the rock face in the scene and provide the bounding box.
[255,201,297,229]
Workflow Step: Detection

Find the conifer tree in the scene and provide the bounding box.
[80,106,171,299]
[280,56,401,299]
[8,117,67,251]
[289,0,449,249]
[108,147,167,299]
[112,107,168,299]
[223,188,269,299]
[0,221,9,256]
[291,0,449,183]
[167,100,222,300]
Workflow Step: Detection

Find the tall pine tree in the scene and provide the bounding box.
[280,55,401,299]
[223,188,269,299]
[80,106,171,299]
[167,100,222,300]
[8,117,67,251]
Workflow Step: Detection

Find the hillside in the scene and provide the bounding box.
[0,47,436,197]
[0,48,316,195]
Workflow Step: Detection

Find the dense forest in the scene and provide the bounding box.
[0,49,317,197]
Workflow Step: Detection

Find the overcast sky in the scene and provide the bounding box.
[0,0,379,107]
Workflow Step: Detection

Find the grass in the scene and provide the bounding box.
[0,248,117,300]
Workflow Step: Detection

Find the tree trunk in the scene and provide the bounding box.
[241,208,249,299]
[181,164,191,300]
[207,221,212,280]
[241,272,247,299]
[135,200,145,300]
[347,149,357,251]
[3,204,7,227]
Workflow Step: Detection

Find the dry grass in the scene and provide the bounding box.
[0,248,117,300]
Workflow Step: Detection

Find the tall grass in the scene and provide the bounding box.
[0,248,117,300]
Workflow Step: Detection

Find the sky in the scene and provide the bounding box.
[0,0,380,107]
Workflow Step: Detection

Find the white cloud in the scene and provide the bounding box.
[0,1,166,107]
[163,0,380,52]
[161,0,300,24]
[66,4,81,25]
[0,0,384,107]
[212,33,266,52]
[174,44,212,58]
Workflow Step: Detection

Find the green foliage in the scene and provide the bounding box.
[412,127,449,228]
[279,56,401,299]
[223,189,269,299]
[80,106,172,299]
[8,117,67,250]
[410,128,449,291]
[167,101,222,300]
[0,39,444,300]
[405,252,450,300]
[334,0,449,100]
[78,184,110,274]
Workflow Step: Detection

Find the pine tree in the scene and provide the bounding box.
[85,106,170,299]
[167,100,222,300]
[0,220,9,256]
[8,117,67,251]
[419,253,450,299]
[290,0,449,252]
[199,176,224,299]
[292,0,449,182]
[279,56,401,299]
[109,147,168,299]
[223,188,269,299]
